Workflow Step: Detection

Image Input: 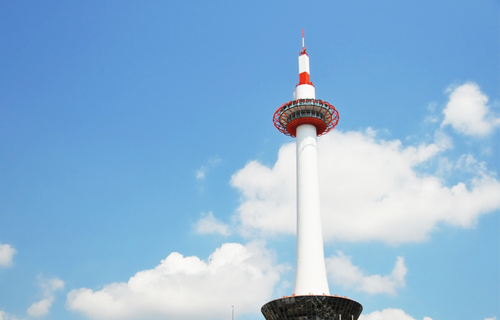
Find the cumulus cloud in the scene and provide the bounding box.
[359,308,432,320]
[231,144,297,237]
[195,212,231,236]
[0,243,16,267]
[484,317,496,320]
[195,156,222,180]
[441,82,500,136]
[326,251,407,295]
[27,276,64,317]
[231,129,500,244]
[67,242,281,320]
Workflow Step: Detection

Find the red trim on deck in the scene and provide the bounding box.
[286,117,326,137]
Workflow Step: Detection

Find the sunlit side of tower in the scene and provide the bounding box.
[261,32,363,320]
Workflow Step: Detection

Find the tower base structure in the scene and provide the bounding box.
[262,295,363,320]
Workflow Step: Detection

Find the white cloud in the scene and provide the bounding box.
[0,310,19,320]
[424,102,439,124]
[0,243,16,267]
[484,317,496,320]
[231,144,297,237]
[27,300,52,318]
[441,82,500,136]
[195,156,222,180]
[231,129,500,244]
[195,167,207,180]
[27,276,64,318]
[195,212,231,236]
[67,242,281,320]
[359,308,432,320]
[326,251,406,295]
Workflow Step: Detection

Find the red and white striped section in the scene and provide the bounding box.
[294,30,316,100]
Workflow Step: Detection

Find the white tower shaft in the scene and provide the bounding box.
[292,49,330,295]
[295,124,330,295]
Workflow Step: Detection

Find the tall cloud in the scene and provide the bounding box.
[67,242,281,320]
[0,244,16,267]
[231,144,297,237]
[231,129,500,244]
[326,251,407,295]
[441,82,500,136]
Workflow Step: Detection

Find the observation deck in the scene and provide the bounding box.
[273,98,339,137]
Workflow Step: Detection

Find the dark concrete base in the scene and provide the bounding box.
[261,295,363,320]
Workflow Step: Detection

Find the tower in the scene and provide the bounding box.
[261,32,363,320]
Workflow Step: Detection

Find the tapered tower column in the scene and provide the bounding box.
[262,32,362,320]
[295,123,329,295]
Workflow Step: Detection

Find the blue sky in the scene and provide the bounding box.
[0,1,498,320]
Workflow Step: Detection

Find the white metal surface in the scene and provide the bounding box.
[293,84,315,100]
[294,124,330,295]
[298,54,310,75]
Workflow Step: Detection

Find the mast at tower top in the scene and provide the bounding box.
[298,30,311,86]
[301,29,305,52]
[272,31,339,137]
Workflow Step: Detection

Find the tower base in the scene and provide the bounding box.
[261,295,363,320]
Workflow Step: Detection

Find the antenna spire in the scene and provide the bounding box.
[300,29,307,55]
